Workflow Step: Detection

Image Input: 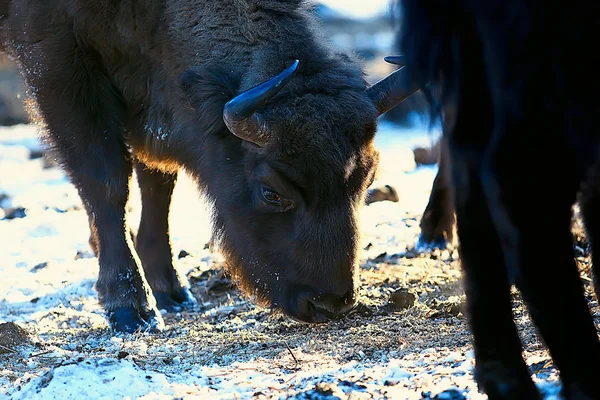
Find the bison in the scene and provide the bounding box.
[397,0,600,398]
[0,0,415,333]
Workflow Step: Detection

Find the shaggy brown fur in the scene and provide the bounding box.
[0,0,405,332]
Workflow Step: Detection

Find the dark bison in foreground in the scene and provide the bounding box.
[0,0,413,333]
[398,0,600,398]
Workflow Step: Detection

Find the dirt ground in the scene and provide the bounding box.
[1,124,595,399]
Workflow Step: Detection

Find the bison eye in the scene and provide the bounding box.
[261,187,294,211]
[262,188,282,204]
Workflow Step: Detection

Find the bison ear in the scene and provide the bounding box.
[180,69,202,108]
[179,67,239,111]
[178,66,239,136]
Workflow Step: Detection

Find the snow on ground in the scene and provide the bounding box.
[0,122,565,399]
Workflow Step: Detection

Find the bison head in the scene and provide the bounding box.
[180,56,414,323]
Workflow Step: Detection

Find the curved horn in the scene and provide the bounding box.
[223,60,299,146]
[366,55,420,116]
[383,55,406,66]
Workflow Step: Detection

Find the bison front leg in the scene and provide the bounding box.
[86,170,163,333]
[483,136,600,399]
[134,162,196,312]
[449,150,539,399]
[442,53,538,397]
[18,38,163,333]
[63,148,162,333]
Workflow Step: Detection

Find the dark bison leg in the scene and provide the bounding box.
[579,165,600,302]
[88,210,137,258]
[482,133,600,399]
[442,29,538,396]
[19,36,163,333]
[417,137,455,251]
[449,147,538,399]
[133,162,196,311]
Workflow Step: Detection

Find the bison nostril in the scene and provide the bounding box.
[297,293,316,317]
[309,290,356,319]
[283,286,356,323]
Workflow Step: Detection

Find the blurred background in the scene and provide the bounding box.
[0,0,428,128]
[0,55,28,126]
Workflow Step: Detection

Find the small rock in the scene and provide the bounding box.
[0,322,35,354]
[208,277,235,293]
[365,185,400,205]
[42,153,58,169]
[117,351,129,360]
[413,140,440,166]
[529,359,553,374]
[188,268,221,284]
[433,388,466,400]
[441,250,451,261]
[428,298,467,318]
[373,252,388,262]
[390,289,417,310]
[75,250,94,260]
[353,302,374,317]
[3,206,26,220]
[178,250,191,259]
[297,382,343,400]
[30,262,48,273]
[29,149,44,160]
[449,302,465,317]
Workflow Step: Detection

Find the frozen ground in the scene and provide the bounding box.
[0,121,582,399]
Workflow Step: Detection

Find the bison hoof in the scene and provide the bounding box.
[154,288,197,312]
[476,363,540,400]
[415,234,449,253]
[107,307,165,334]
[561,381,600,399]
[480,379,540,400]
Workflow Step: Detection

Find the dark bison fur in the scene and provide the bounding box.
[398,0,600,397]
